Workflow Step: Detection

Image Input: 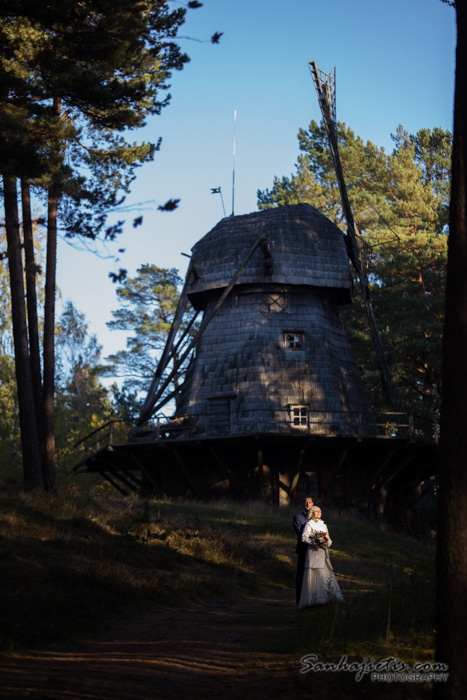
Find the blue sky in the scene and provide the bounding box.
[56,0,457,364]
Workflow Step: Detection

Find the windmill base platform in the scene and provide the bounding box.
[73,426,438,527]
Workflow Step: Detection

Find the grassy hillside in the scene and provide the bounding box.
[0,489,293,651]
[0,488,436,697]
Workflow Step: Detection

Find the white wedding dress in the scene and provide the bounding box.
[299,518,344,608]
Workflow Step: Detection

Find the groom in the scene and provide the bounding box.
[293,495,314,606]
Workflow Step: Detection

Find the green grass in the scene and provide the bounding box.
[0,486,437,699]
[0,489,292,652]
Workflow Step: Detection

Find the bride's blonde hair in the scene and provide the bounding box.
[307,505,321,520]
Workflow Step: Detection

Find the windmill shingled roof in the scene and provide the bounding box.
[187,204,352,301]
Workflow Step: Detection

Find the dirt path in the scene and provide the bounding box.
[0,587,313,700]
[0,556,388,700]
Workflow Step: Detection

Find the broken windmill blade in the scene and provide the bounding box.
[308,62,360,266]
[171,308,201,357]
[137,257,196,427]
[309,60,404,416]
[137,229,268,426]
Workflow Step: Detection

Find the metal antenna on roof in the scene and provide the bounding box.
[231,109,237,216]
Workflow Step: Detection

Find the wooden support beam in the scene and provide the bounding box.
[256,437,264,496]
[102,472,129,496]
[204,443,239,494]
[170,447,202,498]
[101,456,145,490]
[386,457,439,501]
[290,441,309,498]
[138,259,194,425]
[171,309,200,358]
[129,453,162,495]
[290,437,317,498]
[143,230,268,420]
[271,467,280,506]
[107,470,140,494]
[324,447,348,494]
[370,447,398,492]
[380,453,418,490]
[259,237,273,276]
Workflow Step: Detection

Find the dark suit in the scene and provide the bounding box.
[293,511,308,606]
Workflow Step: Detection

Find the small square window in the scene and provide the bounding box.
[291,406,308,426]
[285,332,304,349]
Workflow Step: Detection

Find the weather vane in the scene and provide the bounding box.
[210,186,226,218]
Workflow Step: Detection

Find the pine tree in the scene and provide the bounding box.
[55,301,113,474]
[105,265,199,406]
[0,1,194,490]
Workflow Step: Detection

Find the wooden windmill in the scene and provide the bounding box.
[74,64,439,521]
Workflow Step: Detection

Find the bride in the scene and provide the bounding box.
[299,505,344,608]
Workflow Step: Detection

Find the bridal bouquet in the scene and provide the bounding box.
[311,530,329,549]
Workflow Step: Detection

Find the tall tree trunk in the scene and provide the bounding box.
[21,180,44,467]
[2,174,43,489]
[435,3,467,698]
[41,97,63,493]
[42,192,58,492]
